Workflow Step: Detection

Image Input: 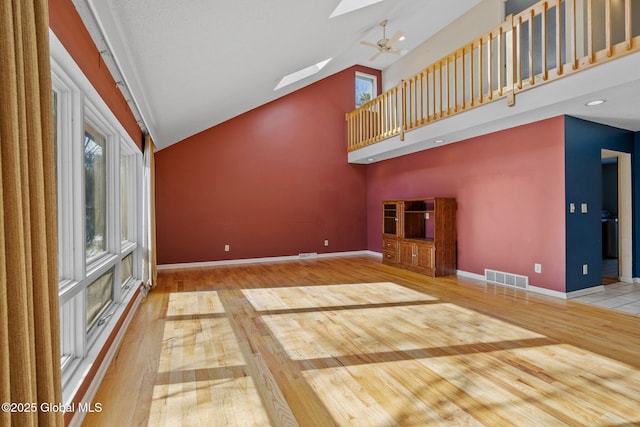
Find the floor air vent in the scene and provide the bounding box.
[485,269,529,289]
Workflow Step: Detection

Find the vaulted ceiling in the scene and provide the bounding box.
[72,0,482,150]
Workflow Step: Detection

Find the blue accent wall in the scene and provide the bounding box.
[564,116,636,292]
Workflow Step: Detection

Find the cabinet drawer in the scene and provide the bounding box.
[382,238,398,252]
[383,250,398,264]
[382,238,398,264]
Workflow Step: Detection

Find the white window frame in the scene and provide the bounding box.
[51,29,143,401]
[355,71,378,108]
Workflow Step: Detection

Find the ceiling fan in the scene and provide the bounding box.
[360,19,406,62]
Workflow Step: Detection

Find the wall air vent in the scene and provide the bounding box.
[298,252,319,259]
[485,269,528,289]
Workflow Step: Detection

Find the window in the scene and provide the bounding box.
[53,91,58,165]
[121,153,129,242]
[121,252,133,288]
[86,269,114,331]
[84,123,107,261]
[355,72,377,108]
[51,30,143,401]
[53,90,61,280]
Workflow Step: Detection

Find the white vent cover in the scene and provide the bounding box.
[485,269,529,289]
[298,252,318,259]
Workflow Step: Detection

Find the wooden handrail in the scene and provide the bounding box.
[347,0,640,152]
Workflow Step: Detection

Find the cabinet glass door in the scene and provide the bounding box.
[383,203,398,235]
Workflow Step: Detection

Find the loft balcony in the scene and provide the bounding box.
[347,0,640,164]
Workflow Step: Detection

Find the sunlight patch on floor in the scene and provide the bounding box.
[166,290,226,316]
[148,376,272,427]
[300,343,640,426]
[242,282,437,311]
[416,344,640,425]
[260,302,543,360]
[302,360,482,426]
[159,317,245,373]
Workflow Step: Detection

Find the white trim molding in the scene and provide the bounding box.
[158,250,380,270]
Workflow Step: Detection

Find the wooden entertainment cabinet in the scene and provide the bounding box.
[382,198,457,277]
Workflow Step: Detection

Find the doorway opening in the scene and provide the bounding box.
[601,149,632,284]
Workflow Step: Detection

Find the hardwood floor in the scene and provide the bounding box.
[83,256,640,426]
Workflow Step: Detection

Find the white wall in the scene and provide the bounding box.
[382,0,505,91]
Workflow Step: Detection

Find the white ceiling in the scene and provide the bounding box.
[74,0,482,150]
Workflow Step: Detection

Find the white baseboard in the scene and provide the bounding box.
[158,250,379,270]
[527,285,569,299]
[456,270,485,281]
[457,269,570,299]
[565,285,605,298]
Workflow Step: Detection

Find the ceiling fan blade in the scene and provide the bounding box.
[388,48,407,56]
[387,31,404,46]
[360,40,379,49]
[369,51,382,61]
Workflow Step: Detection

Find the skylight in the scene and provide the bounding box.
[274,58,332,91]
[329,0,384,18]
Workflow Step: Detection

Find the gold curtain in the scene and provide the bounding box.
[0,0,63,425]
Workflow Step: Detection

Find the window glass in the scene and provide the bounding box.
[87,269,113,330]
[84,123,107,260]
[53,91,58,164]
[53,90,61,279]
[121,252,133,287]
[121,154,129,242]
[356,73,377,108]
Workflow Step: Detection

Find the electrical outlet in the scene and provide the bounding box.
[570,203,575,213]
[324,239,329,247]
[534,263,542,274]
[224,244,230,252]
[581,203,588,213]
[582,264,588,275]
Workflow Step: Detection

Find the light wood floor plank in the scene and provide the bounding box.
[83,256,640,426]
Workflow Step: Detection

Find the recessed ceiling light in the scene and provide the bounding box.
[329,0,384,18]
[399,35,406,41]
[274,58,332,91]
[367,158,375,162]
[434,139,444,144]
[586,99,606,106]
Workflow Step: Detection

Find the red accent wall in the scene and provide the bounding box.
[48,0,143,148]
[155,66,380,264]
[367,117,566,291]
